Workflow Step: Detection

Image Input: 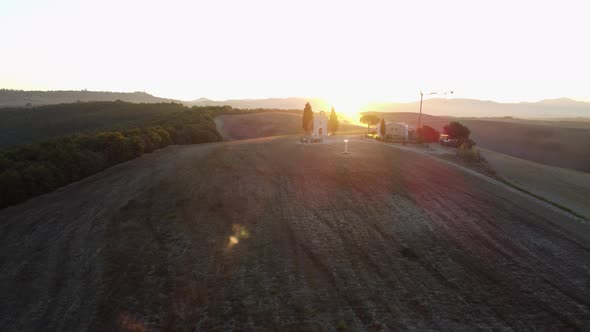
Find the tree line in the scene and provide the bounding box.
[0,101,194,149]
[0,106,224,208]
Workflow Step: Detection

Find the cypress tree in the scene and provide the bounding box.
[302,102,314,133]
[328,107,339,134]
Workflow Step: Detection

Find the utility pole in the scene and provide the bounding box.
[417,90,453,129]
[418,91,424,130]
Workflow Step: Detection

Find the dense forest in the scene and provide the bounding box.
[0,101,193,148]
[0,102,229,208]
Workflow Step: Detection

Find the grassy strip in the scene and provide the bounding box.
[450,151,588,222]
[375,138,589,222]
[495,177,589,222]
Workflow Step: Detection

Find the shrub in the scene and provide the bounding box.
[0,169,27,206]
[443,122,471,140]
[416,125,440,142]
[456,144,481,162]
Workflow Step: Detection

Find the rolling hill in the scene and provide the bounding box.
[215,110,590,172]
[464,120,590,172]
[1,136,588,330]
[3,90,589,119]
[366,112,590,172]
[214,111,363,140]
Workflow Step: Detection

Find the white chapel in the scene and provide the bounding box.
[312,111,328,138]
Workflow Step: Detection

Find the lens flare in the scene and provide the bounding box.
[227,224,250,249]
[325,95,365,126]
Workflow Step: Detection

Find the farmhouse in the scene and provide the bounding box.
[377,121,409,140]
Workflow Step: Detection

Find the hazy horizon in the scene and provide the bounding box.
[2,89,589,120]
[1,0,589,115]
[1,88,588,106]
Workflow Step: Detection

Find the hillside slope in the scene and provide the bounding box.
[367,112,590,172]
[480,148,590,220]
[466,120,590,172]
[1,137,589,331]
[0,101,188,148]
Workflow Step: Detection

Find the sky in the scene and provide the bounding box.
[1,0,589,109]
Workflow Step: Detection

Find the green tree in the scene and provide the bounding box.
[416,125,440,142]
[443,122,471,140]
[0,153,10,173]
[0,106,223,208]
[0,169,27,207]
[302,102,314,134]
[379,118,386,137]
[360,114,380,133]
[19,163,56,196]
[328,107,339,134]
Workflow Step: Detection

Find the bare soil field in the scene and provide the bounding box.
[214,112,304,140]
[1,137,590,331]
[464,120,590,173]
[215,112,362,141]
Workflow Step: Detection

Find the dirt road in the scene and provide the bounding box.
[1,137,589,331]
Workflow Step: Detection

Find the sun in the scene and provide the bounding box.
[326,96,365,126]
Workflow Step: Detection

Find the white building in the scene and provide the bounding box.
[312,111,328,138]
[377,121,409,140]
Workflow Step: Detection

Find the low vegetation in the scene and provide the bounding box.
[360,114,380,133]
[0,105,223,208]
[416,125,440,142]
[456,144,482,162]
[0,101,190,148]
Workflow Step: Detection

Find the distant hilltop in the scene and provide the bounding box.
[0,89,176,107]
[1,89,589,119]
[363,98,590,118]
[189,96,590,119]
[186,96,331,112]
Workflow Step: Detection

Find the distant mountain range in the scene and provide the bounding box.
[187,96,590,118]
[2,90,589,118]
[363,98,590,118]
[186,98,590,119]
[0,90,174,107]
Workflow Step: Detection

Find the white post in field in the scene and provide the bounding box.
[342,139,350,154]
